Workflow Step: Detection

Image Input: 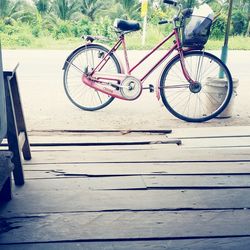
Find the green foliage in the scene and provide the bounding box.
[92,16,115,39]
[117,0,140,20]
[53,20,72,39]
[232,10,247,35]
[210,14,226,39]
[0,0,250,48]
[179,0,198,8]
[149,6,174,25]
[34,0,51,15]
[71,17,91,37]
[53,0,81,20]
[81,0,105,21]
[0,21,34,47]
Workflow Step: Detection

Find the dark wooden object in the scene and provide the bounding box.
[0,152,14,202]
[0,46,13,202]
[3,65,31,186]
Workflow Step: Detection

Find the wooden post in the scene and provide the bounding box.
[3,67,32,186]
[4,72,25,185]
[0,42,7,142]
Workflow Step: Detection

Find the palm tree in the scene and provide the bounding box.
[117,0,141,20]
[53,0,81,20]
[0,0,23,19]
[34,0,51,16]
[0,0,35,23]
[80,0,105,21]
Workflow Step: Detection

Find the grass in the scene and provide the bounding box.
[1,26,250,50]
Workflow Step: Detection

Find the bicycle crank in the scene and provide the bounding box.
[120,76,142,100]
[82,73,142,101]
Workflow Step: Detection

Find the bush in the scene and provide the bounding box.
[53,21,72,39]
[149,7,175,25]
[15,34,33,46]
[92,16,115,40]
[210,15,226,39]
[32,24,42,37]
[71,17,92,37]
[1,32,33,47]
[232,10,247,35]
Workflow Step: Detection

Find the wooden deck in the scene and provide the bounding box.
[1,126,250,249]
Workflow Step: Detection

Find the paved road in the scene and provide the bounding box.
[2,49,250,131]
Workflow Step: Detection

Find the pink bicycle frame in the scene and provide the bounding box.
[85,27,195,100]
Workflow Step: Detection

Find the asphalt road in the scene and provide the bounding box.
[2,49,250,131]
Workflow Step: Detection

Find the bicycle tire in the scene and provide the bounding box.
[63,44,121,111]
[160,51,233,122]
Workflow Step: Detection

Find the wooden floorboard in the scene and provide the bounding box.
[180,136,250,148]
[1,237,250,250]
[169,126,250,139]
[143,175,250,188]
[1,127,250,248]
[23,162,250,178]
[1,188,249,215]
[25,147,250,165]
[1,210,250,244]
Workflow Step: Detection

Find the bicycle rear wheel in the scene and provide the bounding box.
[63,44,121,111]
[160,51,233,122]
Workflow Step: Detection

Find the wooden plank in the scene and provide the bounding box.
[181,137,250,148]
[7,175,250,190]
[6,177,146,191]
[29,130,172,136]
[4,72,25,185]
[8,72,31,161]
[0,210,250,243]
[143,175,250,188]
[23,162,250,179]
[27,133,171,144]
[28,143,179,152]
[1,237,250,250]
[169,126,250,139]
[24,131,173,146]
[24,147,250,165]
[2,188,250,215]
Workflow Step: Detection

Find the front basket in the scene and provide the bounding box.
[182,15,212,48]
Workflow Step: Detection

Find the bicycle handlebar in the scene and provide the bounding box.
[163,0,178,6]
[159,5,193,26]
[182,8,193,18]
[158,20,169,25]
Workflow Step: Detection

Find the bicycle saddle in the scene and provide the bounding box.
[114,19,141,32]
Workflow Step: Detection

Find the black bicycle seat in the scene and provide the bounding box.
[114,19,141,32]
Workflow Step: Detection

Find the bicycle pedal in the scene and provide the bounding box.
[149,84,154,93]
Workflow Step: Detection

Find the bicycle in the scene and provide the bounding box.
[63,0,233,122]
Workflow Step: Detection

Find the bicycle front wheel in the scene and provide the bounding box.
[160,51,233,122]
[63,44,121,111]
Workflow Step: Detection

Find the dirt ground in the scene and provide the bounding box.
[2,49,250,131]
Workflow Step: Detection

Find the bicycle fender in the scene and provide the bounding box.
[62,43,125,74]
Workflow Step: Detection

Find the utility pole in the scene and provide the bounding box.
[219,0,233,77]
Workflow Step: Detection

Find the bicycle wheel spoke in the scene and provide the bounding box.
[63,44,121,111]
[160,51,233,122]
[96,90,103,104]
